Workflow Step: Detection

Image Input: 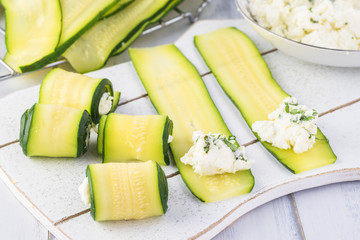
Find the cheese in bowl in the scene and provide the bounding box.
[248,0,360,50]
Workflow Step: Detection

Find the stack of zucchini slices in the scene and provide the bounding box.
[2,0,183,73]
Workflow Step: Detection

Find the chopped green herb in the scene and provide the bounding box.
[345,22,348,25]
[310,18,318,24]
[309,7,312,12]
[285,102,290,113]
[300,115,313,121]
[290,109,305,115]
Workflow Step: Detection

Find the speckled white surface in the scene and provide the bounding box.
[0,20,359,240]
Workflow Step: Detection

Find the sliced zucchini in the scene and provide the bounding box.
[194,27,337,173]
[111,0,183,55]
[63,0,182,73]
[110,91,121,112]
[129,44,255,202]
[19,0,119,73]
[2,0,62,72]
[102,0,134,18]
[39,68,115,124]
[97,115,107,155]
[102,113,173,165]
[87,161,168,221]
[19,103,92,157]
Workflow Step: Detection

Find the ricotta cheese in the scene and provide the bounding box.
[98,92,114,115]
[168,135,173,143]
[252,97,318,154]
[249,0,360,50]
[180,131,254,176]
[78,178,91,207]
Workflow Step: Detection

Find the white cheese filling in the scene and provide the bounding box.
[180,131,254,176]
[98,92,114,115]
[252,97,318,154]
[78,178,91,207]
[168,135,173,143]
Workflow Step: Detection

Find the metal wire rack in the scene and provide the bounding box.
[0,0,211,81]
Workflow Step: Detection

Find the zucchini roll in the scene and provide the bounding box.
[99,113,173,165]
[39,68,120,124]
[81,162,168,221]
[19,103,92,157]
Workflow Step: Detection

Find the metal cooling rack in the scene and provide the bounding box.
[0,0,211,81]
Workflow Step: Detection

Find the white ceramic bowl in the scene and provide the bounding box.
[236,0,360,67]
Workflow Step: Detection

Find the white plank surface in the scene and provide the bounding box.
[0,0,359,239]
[293,103,360,240]
[0,175,48,240]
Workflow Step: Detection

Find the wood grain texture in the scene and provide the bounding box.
[0,176,48,240]
[213,195,303,240]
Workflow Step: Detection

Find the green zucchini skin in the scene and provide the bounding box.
[19,0,119,73]
[90,78,114,124]
[110,91,121,113]
[86,165,96,219]
[77,111,92,157]
[156,162,168,213]
[19,103,91,157]
[194,27,337,174]
[19,105,35,155]
[162,117,173,165]
[97,115,107,155]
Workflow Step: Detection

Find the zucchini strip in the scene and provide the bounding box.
[194,27,337,173]
[63,0,183,73]
[2,0,62,72]
[130,44,255,202]
[102,0,134,18]
[19,103,92,158]
[38,68,116,124]
[19,0,119,73]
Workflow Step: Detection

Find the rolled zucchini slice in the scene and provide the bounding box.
[101,113,173,165]
[86,161,168,221]
[39,68,117,124]
[19,103,92,158]
[110,91,121,113]
[194,27,337,173]
[129,44,255,202]
[2,0,62,72]
[97,115,107,155]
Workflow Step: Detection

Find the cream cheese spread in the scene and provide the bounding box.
[180,131,254,176]
[98,92,114,115]
[78,178,91,207]
[252,97,318,154]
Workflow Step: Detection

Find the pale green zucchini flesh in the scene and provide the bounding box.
[194,27,337,174]
[130,44,254,202]
[19,103,92,157]
[63,0,182,73]
[38,68,114,124]
[102,0,134,18]
[19,0,119,73]
[2,0,62,72]
[110,91,121,112]
[87,161,168,221]
[102,113,172,165]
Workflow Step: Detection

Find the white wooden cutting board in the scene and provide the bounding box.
[0,20,359,240]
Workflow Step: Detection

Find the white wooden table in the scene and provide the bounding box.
[0,1,359,239]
